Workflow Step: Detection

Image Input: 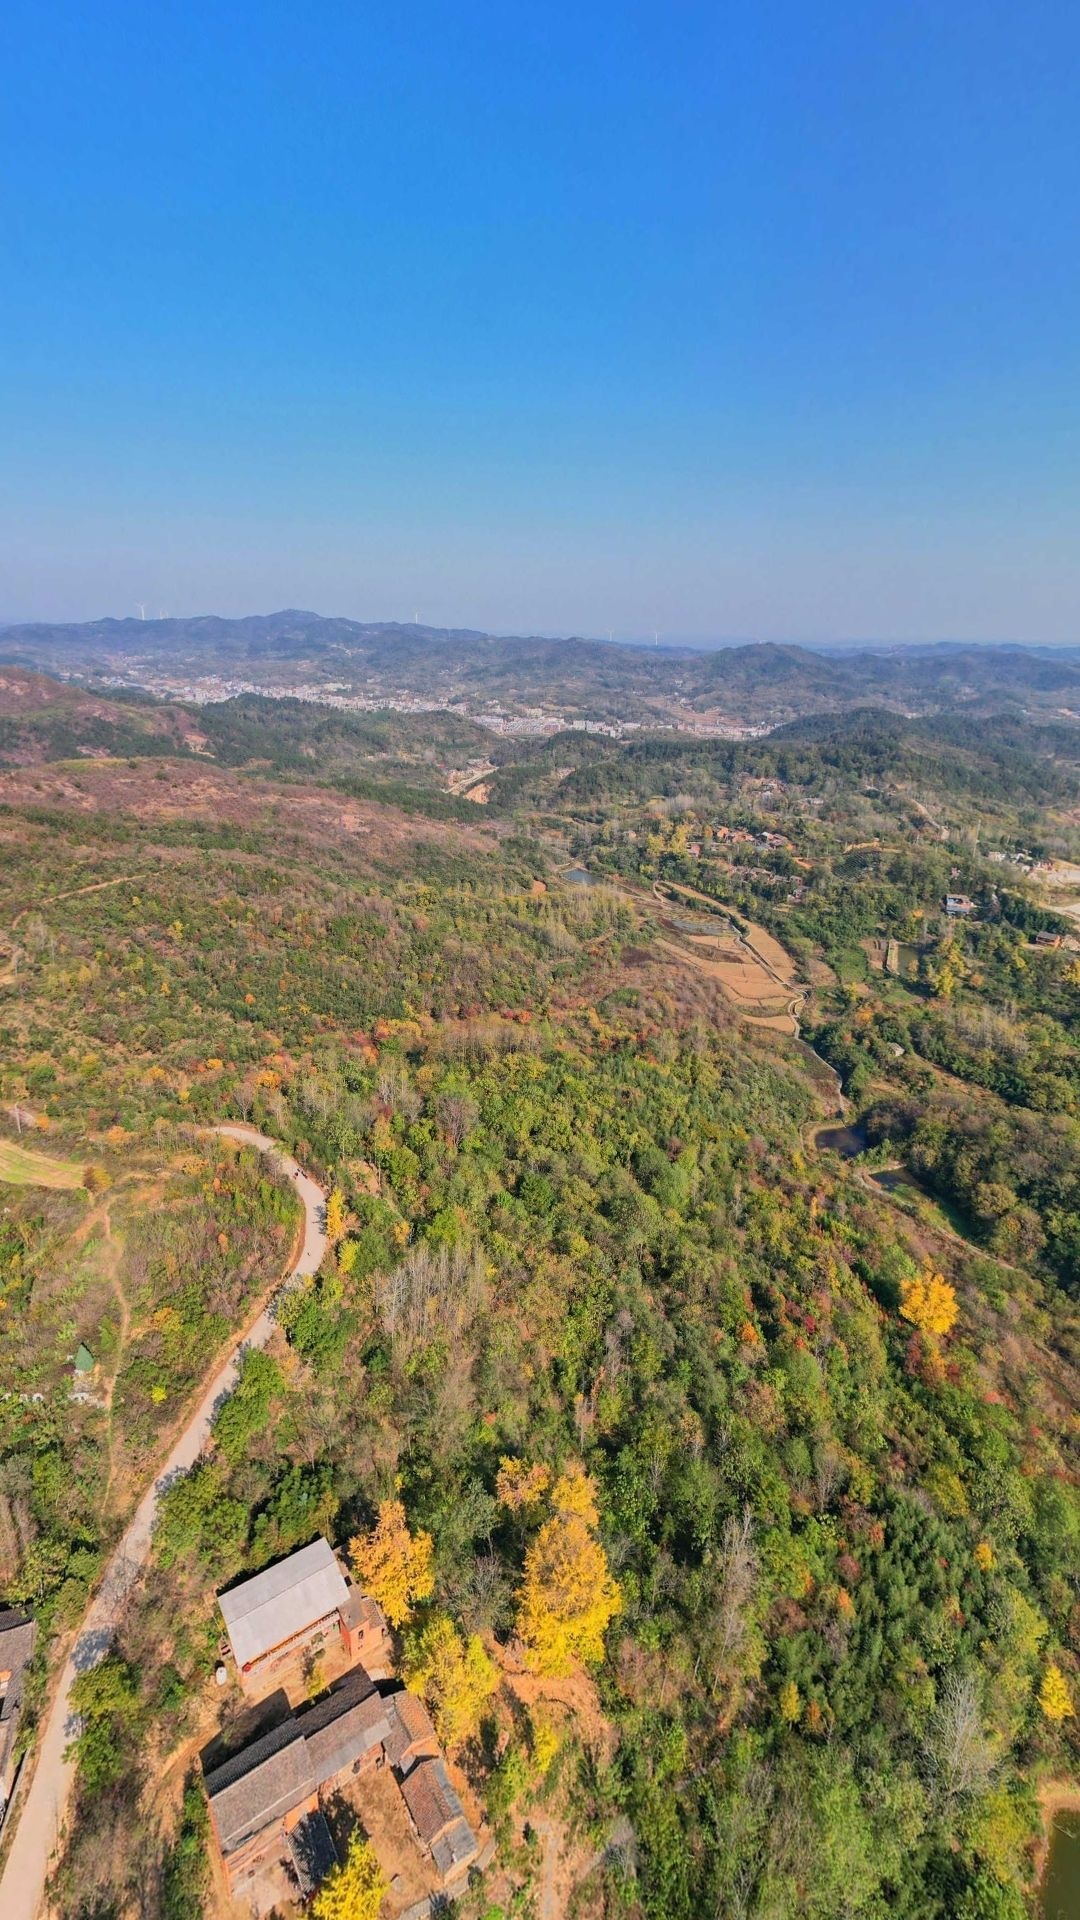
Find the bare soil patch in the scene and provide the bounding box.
[0,759,499,859]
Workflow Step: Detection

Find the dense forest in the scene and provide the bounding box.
[0,679,1077,1920]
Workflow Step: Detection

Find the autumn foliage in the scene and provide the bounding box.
[1038,1662,1075,1723]
[899,1268,959,1339]
[516,1464,621,1676]
[311,1832,387,1920]
[325,1187,347,1243]
[349,1498,434,1628]
[402,1611,497,1745]
[496,1456,552,1512]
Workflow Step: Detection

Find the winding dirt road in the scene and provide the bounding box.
[0,1125,326,1920]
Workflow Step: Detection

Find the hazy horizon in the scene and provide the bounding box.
[0,606,1075,656]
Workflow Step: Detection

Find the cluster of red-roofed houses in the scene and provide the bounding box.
[203,1537,485,1913]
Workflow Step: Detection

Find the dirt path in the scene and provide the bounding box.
[96,1207,131,1514]
[61,1200,130,1500]
[1036,1780,1080,1884]
[10,872,146,931]
[0,1127,327,1920]
[814,1142,1040,1291]
[904,793,948,839]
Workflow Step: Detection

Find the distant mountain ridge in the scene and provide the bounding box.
[3,610,1080,728]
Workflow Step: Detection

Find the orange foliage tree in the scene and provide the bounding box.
[496,1457,552,1512]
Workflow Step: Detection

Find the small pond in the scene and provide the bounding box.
[563,867,600,887]
[1041,1810,1080,1919]
[871,1169,922,1196]
[814,1122,869,1159]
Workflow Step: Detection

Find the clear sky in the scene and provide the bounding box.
[3,0,1080,642]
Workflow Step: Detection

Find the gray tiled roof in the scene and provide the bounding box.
[303,1669,391,1781]
[0,1611,36,1726]
[431,1815,481,1879]
[286,1807,338,1895]
[205,1720,315,1853]
[382,1688,437,1773]
[217,1538,348,1669]
[401,1755,469,1844]
[204,1667,387,1856]
[0,1609,36,1791]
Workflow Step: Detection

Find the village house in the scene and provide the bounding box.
[0,1607,36,1821]
[203,1666,475,1903]
[399,1754,479,1880]
[1034,929,1063,949]
[943,893,977,916]
[217,1537,389,1690]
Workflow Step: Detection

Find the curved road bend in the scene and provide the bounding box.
[0,1125,327,1920]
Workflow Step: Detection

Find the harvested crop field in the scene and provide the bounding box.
[0,1139,86,1189]
[654,934,793,1014]
[743,921,796,982]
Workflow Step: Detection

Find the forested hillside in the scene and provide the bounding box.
[0,699,1077,1920]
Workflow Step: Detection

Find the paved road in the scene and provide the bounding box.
[0,1126,326,1920]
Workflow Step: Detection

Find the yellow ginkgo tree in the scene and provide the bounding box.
[899,1268,959,1340]
[402,1611,497,1745]
[1038,1662,1075,1723]
[312,1832,386,1920]
[350,1498,434,1628]
[516,1463,621,1676]
[325,1187,347,1243]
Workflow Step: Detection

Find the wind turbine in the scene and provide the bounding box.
[136,603,146,621]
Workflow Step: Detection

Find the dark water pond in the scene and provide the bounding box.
[871,1169,921,1196]
[1042,1811,1080,1919]
[563,867,600,887]
[815,1123,869,1158]
[1037,1812,1076,1920]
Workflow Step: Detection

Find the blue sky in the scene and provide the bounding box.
[3,0,1079,640]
